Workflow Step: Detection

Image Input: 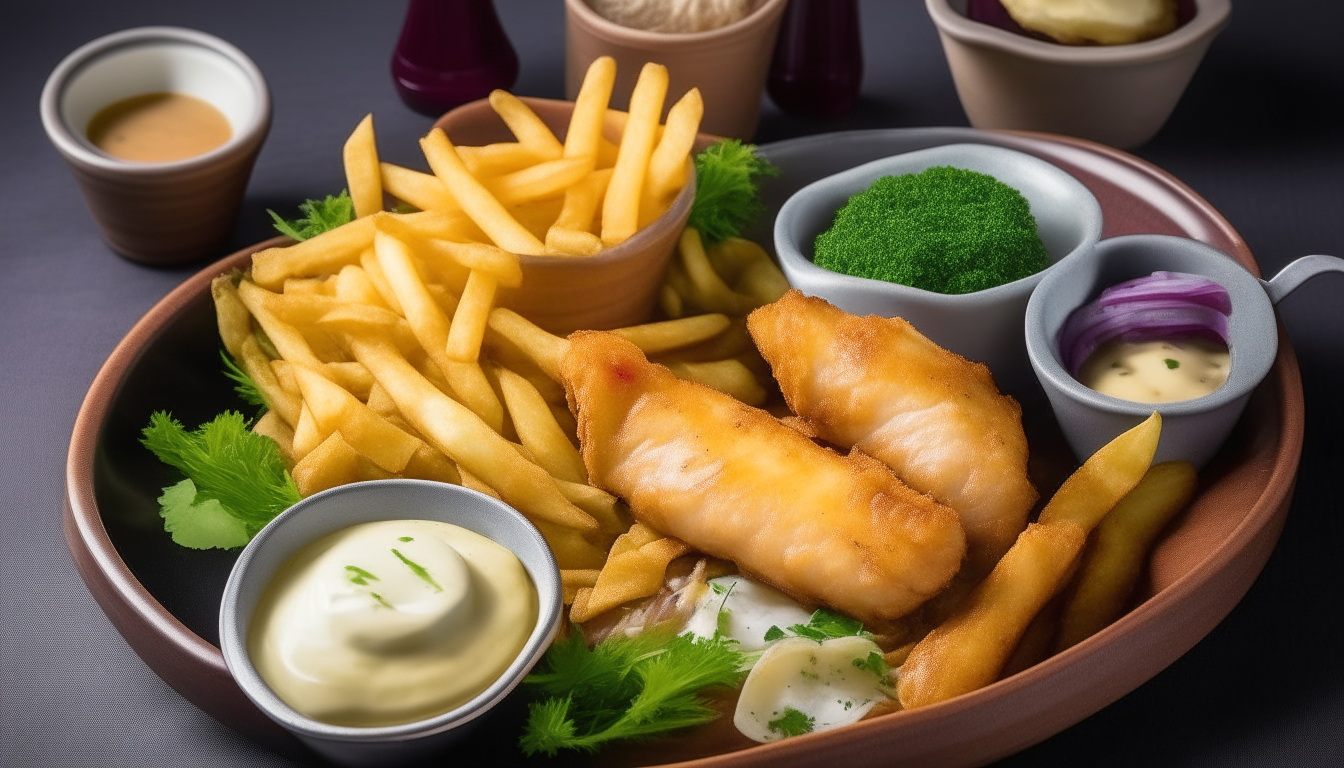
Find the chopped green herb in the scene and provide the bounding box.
[710,582,729,595]
[391,548,441,592]
[762,625,786,643]
[519,629,746,756]
[852,651,891,684]
[345,565,380,586]
[688,140,778,245]
[813,166,1049,294]
[397,536,414,542]
[767,706,814,737]
[1164,358,1181,369]
[786,609,866,642]
[368,591,393,609]
[141,411,301,549]
[267,191,355,241]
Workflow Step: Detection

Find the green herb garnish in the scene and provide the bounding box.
[267,191,355,241]
[392,548,442,592]
[220,351,267,410]
[141,411,301,550]
[519,629,746,756]
[765,608,868,644]
[852,651,892,684]
[345,565,380,586]
[1164,358,1180,369]
[688,140,778,245]
[767,706,815,737]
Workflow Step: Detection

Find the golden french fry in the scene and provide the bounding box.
[235,335,301,427]
[611,313,731,355]
[423,240,522,288]
[532,518,608,570]
[270,292,345,326]
[664,359,767,406]
[508,197,566,242]
[677,228,760,315]
[488,90,564,159]
[456,142,548,177]
[251,214,378,290]
[553,479,627,534]
[560,569,602,605]
[401,444,464,485]
[548,168,614,254]
[569,525,691,622]
[1054,461,1198,652]
[291,431,394,497]
[659,283,684,319]
[486,156,594,207]
[211,276,252,358]
[737,258,791,305]
[597,136,619,168]
[421,128,545,255]
[358,248,405,314]
[291,362,421,473]
[291,402,323,462]
[345,333,598,533]
[333,265,392,308]
[639,88,702,226]
[652,319,754,364]
[388,208,486,242]
[380,162,458,212]
[282,277,334,296]
[373,229,506,432]
[544,227,604,257]
[601,63,668,245]
[325,361,375,400]
[343,114,383,218]
[236,280,327,369]
[445,270,497,363]
[1038,413,1163,530]
[251,410,296,467]
[485,307,567,381]
[496,366,587,484]
[565,56,617,160]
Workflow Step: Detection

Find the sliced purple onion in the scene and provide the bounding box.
[1059,272,1232,376]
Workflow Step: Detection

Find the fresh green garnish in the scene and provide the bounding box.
[141,411,301,550]
[392,548,442,593]
[852,651,892,684]
[714,581,737,640]
[267,191,355,241]
[519,629,746,756]
[688,140,778,245]
[345,565,380,586]
[767,706,814,737]
[397,536,414,542]
[1164,358,1181,369]
[220,351,267,410]
[765,608,868,644]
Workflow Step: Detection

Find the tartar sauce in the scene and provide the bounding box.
[248,519,536,727]
[1078,338,1230,404]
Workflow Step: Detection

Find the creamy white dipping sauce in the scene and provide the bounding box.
[248,519,537,727]
[1078,338,1230,404]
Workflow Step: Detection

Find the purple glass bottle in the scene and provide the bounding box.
[391,0,519,117]
[767,0,864,118]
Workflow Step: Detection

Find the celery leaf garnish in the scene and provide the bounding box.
[688,140,778,245]
[267,190,354,241]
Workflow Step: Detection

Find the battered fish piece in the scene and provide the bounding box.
[748,291,1037,571]
[560,331,966,625]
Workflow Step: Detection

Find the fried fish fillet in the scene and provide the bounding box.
[560,331,966,625]
[748,291,1037,571]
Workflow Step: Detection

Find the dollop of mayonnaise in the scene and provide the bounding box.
[248,519,536,727]
[1078,338,1230,404]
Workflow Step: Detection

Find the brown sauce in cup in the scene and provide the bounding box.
[87,92,232,163]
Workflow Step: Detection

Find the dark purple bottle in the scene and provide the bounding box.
[767,0,864,118]
[391,0,519,117]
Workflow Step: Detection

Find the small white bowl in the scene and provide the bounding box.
[773,142,1102,393]
[218,480,562,767]
[925,0,1231,148]
[1027,234,1344,467]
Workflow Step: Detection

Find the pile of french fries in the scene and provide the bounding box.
[215,59,788,611]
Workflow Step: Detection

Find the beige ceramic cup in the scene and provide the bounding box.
[40,27,271,266]
[926,0,1230,149]
[564,0,787,140]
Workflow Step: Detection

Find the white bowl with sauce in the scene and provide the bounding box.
[1026,234,1344,467]
[39,26,271,265]
[218,480,563,767]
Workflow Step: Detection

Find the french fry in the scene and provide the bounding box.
[553,479,627,534]
[601,63,668,245]
[251,410,296,467]
[639,88,702,226]
[897,414,1163,710]
[345,332,598,533]
[388,208,486,243]
[496,366,587,484]
[508,197,566,242]
[401,444,464,485]
[291,431,393,497]
[290,402,323,462]
[236,281,328,369]
[677,228,759,315]
[1054,461,1197,652]
[211,276,252,358]
[486,156,594,207]
[486,307,567,381]
[380,162,458,212]
[236,335,301,427]
[565,56,617,160]
[358,248,405,314]
[456,142,548,177]
[659,283,684,319]
[611,314,731,355]
[664,359,767,406]
[282,277,334,296]
[424,240,522,288]
[251,214,378,290]
[532,518,608,570]
[488,90,564,159]
[560,569,602,605]
[548,168,613,253]
[333,265,392,309]
[445,269,497,363]
[291,362,420,473]
[544,227,604,257]
[325,361,375,400]
[569,524,691,622]
[421,128,546,255]
[343,114,383,218]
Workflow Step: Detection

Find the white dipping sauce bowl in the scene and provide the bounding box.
[218,480,562,767]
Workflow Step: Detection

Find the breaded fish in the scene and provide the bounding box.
[560,331,966,625]
[748,291,1037,571]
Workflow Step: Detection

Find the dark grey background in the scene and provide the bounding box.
[2,1,1340,766]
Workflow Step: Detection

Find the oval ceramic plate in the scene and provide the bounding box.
[64,128,1303,766]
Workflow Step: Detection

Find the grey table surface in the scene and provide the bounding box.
[2,1,1341,766]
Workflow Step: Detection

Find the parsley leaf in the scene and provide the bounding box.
[688,140,778,245]
[785,609,866,642]
[852,651,892,684]
[141,411,301,549]
[762,625,786,642]
[267,191,355,241]
[520,630,746,756]
[767,706,815,737]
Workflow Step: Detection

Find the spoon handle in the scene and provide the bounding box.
[1262,254,1344,305]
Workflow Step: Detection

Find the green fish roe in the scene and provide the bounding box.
[812,166,1050,294]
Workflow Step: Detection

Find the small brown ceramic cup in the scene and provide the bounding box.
[564,0,788,140]
[40,27,271,266]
